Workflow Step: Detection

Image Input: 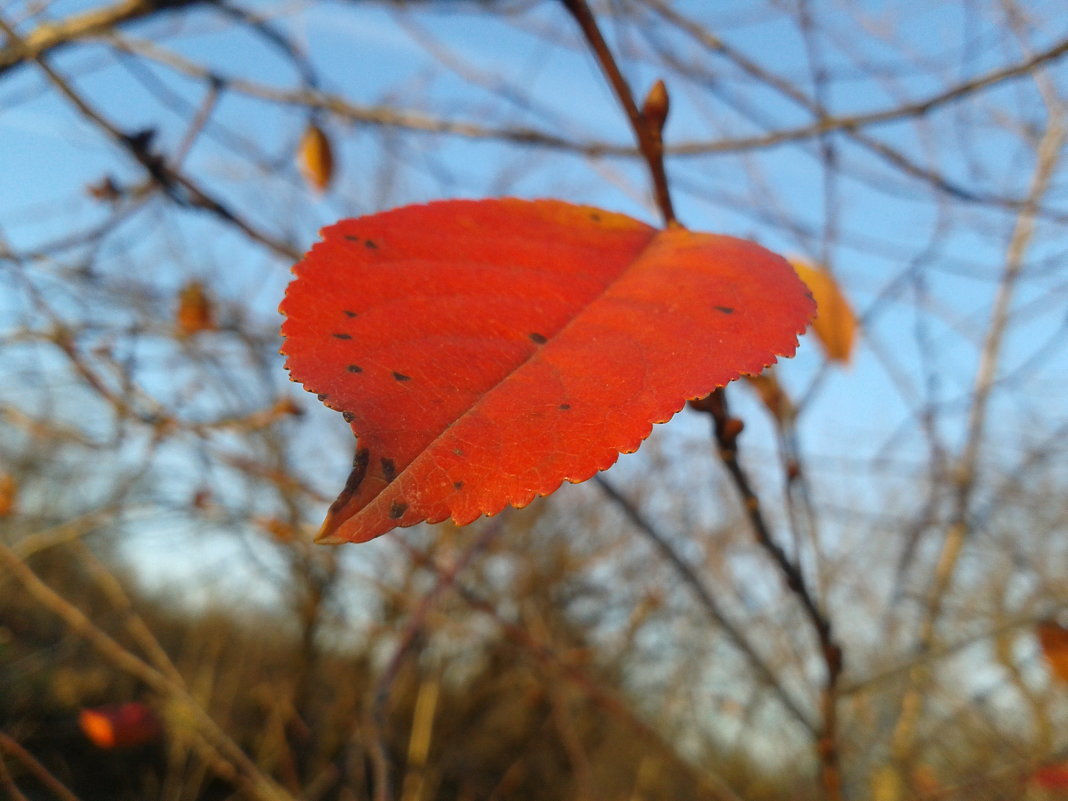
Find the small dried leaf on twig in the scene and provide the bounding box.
[86,175,122,203]
[175,280,216,338]
[271,397,303,417]
[745,372,794,423]
[790,259,857,363]
[254,516,296,543]
[1033,763,1068,790]
[298,123,335,193]
[641,79,670,134]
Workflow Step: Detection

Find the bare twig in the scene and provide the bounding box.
[365,517,508,801]
[0,541,296,801]
[443,576,750,801]
[102,24,1068,220]
[560,0,676,225]
[0,13,300,261]
[886,98,1064,783]
[0,732,80,801]
[560,1,842,793]
[691,390,845,801]
[594,475,815,733]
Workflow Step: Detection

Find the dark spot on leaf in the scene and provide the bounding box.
[323,448,371,523]
[714,305,735,314]
[380,457,396,482]
[393,371,410,382]
[344,234,360,242]
[529,332,547,345]
[317,393,329,401]
[343,310,358,318]
[342,448,369,493]
[332,332,352,340]
[342,411,355,423]
[453,481,463,489]
[347,364,362,373]
[325,448,370,526]
[365,239,379,249]
[559,403,571,410]
[389,500,408,519]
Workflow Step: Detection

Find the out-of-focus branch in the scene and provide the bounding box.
[103,24,1068,220]
[398,544,750,801]
[649,0,1067,140]
[841,608,1068,696]
[0,732,80,801]
[0,0,204,77]
[594,475,816,734]
[0,541,296,801]
[646,1,1068,216]
[560,1,843,794]
[691,390,845,801]
[364,518,507,801]
[886,103,1064,788]
[0,14,300,261]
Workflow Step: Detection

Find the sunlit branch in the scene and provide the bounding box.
[0,0,204,77]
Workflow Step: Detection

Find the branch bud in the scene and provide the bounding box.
[641,79,670,135]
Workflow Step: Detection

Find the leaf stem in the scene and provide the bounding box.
[560,0,677,226]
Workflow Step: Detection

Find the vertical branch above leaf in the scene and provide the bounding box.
[560,0,677,226]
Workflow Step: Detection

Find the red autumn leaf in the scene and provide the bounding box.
[280,199,813,543]
[78,702,161,749]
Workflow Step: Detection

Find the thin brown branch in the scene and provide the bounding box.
[446,578,749,801]
[692,390,845,801]
[649,0,1068,138]
[887,103,1064,782]
[172,77,221,168]
[0,750,31,801]
[0,541,295,801]
[103,27,1068,221]
[365,518,508,801]
[0,14,300,261]
[0,732,80,801]
[560,0,676,225]
[840,608,1068,697]
[594,475,816,734]
[647,1,1068,216]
